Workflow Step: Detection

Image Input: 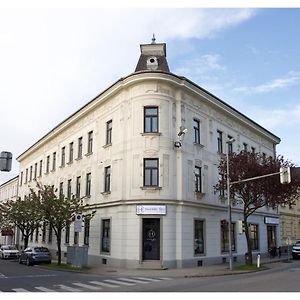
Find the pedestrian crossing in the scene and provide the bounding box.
[1,276,172,292]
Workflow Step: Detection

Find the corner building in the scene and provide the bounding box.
[17,40,281,269]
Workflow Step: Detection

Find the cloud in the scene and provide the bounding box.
[233,71,300,94]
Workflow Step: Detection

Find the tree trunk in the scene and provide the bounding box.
[56,229,62,265]
[23,235,29,249]
[244,218,253,265]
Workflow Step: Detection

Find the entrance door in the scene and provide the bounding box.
[142,218,160,260]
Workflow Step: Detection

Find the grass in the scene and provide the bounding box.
[39,262,90,272]
[234,264,268,271]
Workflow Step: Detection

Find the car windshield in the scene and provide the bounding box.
[34,247,49,253]
[2,246,17,250]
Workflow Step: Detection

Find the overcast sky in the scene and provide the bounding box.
[1,4,300,184]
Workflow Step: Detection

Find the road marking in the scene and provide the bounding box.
[72,282,102,290]
[117,277,150,284]
[89,280,120,288]
[104,279,135,286]
[157,277,172,280]
[12,288,30,292]
[0,273,7,279]
[35,286,57,292]
[54,284,82,292]
[135,277,161,282]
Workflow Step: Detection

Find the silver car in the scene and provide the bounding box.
[19,247,51,266]
[0,245,20,259]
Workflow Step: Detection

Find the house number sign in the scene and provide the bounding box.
[136,205,167,215]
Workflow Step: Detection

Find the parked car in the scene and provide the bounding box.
[0,245,20,259]
[292,241,300,259]
[19,247,51,266]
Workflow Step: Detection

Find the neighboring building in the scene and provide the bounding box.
[280,167,300,247]
[17,39,281,268]
[0,176,19,245]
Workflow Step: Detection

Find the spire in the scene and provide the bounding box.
[151,34,156,44]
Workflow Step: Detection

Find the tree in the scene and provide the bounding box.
[0,195,42,249]
[216,151,300,265]
[30,183,90,265]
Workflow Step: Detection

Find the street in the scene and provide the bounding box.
[1,258,300,292]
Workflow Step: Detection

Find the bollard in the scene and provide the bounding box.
[257,253,261,268]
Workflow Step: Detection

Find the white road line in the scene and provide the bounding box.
[89,281,120,288]
[12,288,30,292]
[72,282,102,290]
[35,286,57,292]
[54,284,82,292]
[0,273,7,278]
[117,277,150,284]
[157,277,172,280]
[135,277,161,282]
[104,279,135,286]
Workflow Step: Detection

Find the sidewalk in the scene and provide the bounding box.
[85,254,294,278]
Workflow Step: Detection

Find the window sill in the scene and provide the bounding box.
[67,161,73,165]
[141,132,162,136]
[103,143,112,149]
[44,172,49,175]
[101,191,111,195]
[75,157,82,161]
[59,165,65,169]
[193,143,204,148]
[140,186,162,190]
[85,152,93,157]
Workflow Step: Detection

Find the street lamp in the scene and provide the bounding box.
[226,137,235,271]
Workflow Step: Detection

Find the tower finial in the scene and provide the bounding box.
[151,34,156,44]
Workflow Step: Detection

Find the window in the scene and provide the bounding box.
[193,119,200,144]
[251,147,256,154]
[195,166,202,193]
[87,131,93,154]
[86,173,91,197]
[78,137,83,159]
[74,232,79,245]
[221,221,236,253]
[52,152,56,171]
[250,224,259,250]
[69,142,74,163]
[61,147,65,167]
[101,219,110,253]
[34,163,37,180]
[59,182,64,198]
[243,143,248,152]
[25,168,28,183]
[217,130,223,153]
[20,172,23,186]
[219,173,225,198]
[39,160,43,177]
[104,166,111,192]
[227,135,233,154]
[144,106,158,133]
[143,158,159,187]
[65,222,70,244]
[46,155,50,173]
[106,120,112,145]
[194,220,204,255]
[29,166,32,181]
[67,179,72,199]
[76,176,81,199]
[84,218,90,245]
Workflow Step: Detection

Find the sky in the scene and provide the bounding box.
[1,3,300,184]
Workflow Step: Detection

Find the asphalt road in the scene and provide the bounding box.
[1,258,300,292]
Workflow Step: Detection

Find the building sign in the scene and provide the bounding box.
[1,229,13,236]
[264,217,279,225]
[136,205,167,215]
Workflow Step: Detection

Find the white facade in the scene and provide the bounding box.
[16,41,280,268]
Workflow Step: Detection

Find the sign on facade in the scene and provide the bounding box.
[136,205,167,215]
[74,214,83,232]
[264,217,279,225]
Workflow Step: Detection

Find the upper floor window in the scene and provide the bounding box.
[25,168,28,183]
[84,218,90,246]
[39,160,43,177]
[104,166,111,192]
[86,173,91,197]
[20,171,23,186]
[193,119,200,144]
[144,106,158,133]
[143,158,159,187]
[217,130,223,153]
[69,142,74,163]
[29,166,32,181]
[46,156,50,173]
[52,152,56,171]
[76,176,81,199]
[227,135,233,154]
[87,131,93,154]
[243,143,248,152]
[59,182,64,198]
[34,163,37,180]
[106,120,112,145]
[195,166,202,193]
[61,147,66,167]
[67,179,72,199]
[78,137,83,159]
[251,147,256,154]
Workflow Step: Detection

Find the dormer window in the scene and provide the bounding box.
[146,56,158,70]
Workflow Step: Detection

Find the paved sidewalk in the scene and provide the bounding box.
[85,254,294,278]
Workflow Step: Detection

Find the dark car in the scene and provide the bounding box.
[19,247,51,266]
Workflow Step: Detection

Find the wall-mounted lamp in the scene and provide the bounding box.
[174,126,187,148]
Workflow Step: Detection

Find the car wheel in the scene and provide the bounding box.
[26,258,32,266]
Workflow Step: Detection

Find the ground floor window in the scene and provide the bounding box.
[194,219,205,255]
[221,221,236,252]
[250,224,259,250]
[84,218,90,246]
[101,219,110,253]
[267,225,277,248]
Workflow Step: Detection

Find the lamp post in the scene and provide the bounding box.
[226,138,235,271]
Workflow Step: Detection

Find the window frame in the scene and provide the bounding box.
[104,166,111,192]
[195,166,202,193]
[193,118,200,144]
[86,173,91,197]
[144,106,159,133]
[87,131,93,154]
[194,219,205,255]
[143,158,159,187]
[101,219,111,253]
[78,137,83,159]
[106,120,112,145]
[217,130,223,153]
